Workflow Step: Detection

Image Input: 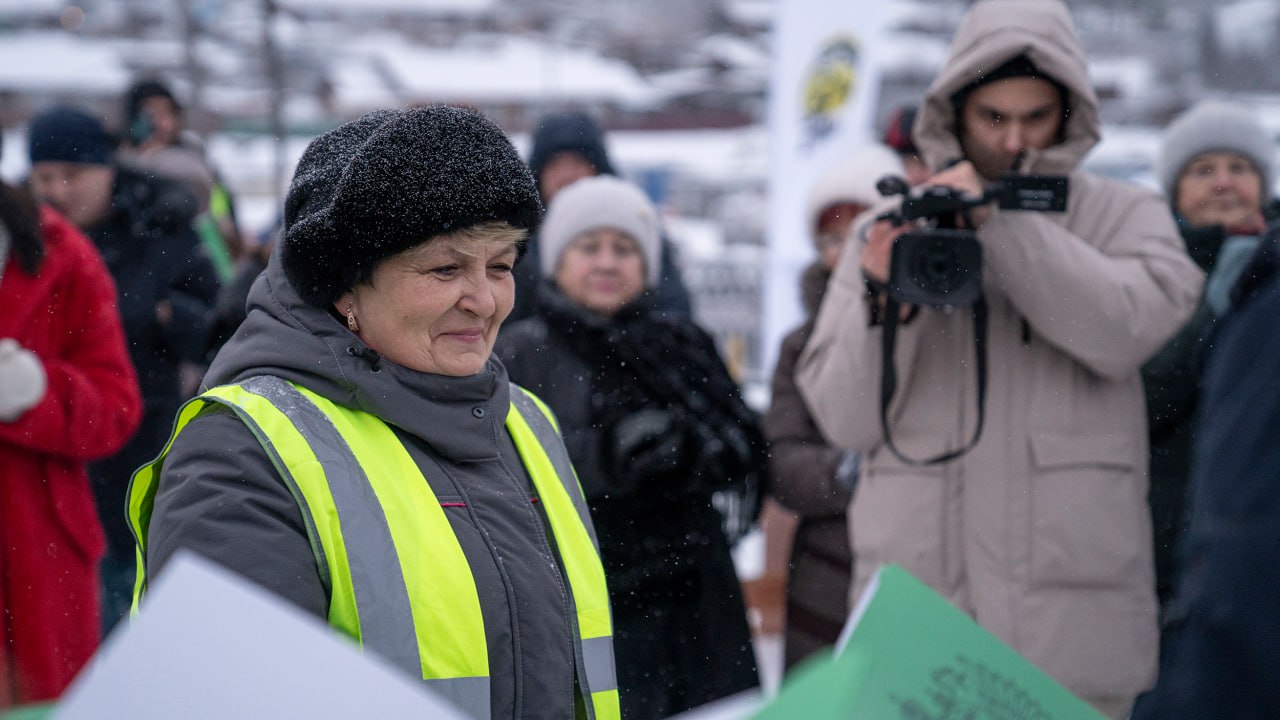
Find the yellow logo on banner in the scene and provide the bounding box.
[801,36,860,148]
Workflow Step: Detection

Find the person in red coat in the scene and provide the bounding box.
[0,183,142,707]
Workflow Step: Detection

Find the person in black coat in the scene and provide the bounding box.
[1143,99,1275,607]
[509,110,691,323]
[496,176,763,719]
[1133,225,1280,719]
[27,106,220,633]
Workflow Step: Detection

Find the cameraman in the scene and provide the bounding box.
[795,1,1203,717]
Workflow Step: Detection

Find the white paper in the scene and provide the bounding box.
[54,551,467,720]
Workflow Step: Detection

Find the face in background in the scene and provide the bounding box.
[1175,151,1265,230]
[555,227,646,317]
[538,151,597,203]
[336,224,520,377]
[137,95,182,150]
[814,202,866,271]
[959,76,1064,180]
[29,161,116,230]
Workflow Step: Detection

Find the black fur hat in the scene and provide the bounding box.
[282,105,543,308]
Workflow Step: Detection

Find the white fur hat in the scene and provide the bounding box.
[805,143,905,235]
[1158,100,1274,201]
[539,175,661,287]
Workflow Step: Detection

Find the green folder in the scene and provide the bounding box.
[0,704,53,720]
[753,564,1105,719]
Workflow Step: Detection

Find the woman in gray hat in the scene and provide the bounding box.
[127,106,619,720]
[497,175,765,720]
[1145,98,1276,609]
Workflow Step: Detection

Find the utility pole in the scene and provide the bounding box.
[262,0,287,208]
[179,0,205,124]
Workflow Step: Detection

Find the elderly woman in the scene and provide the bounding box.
[127,107,618,720]
[1145,99,1276,608]
[496,176,766,720]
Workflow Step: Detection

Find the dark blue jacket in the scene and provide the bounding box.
[86,165,219,555]
[1135,229,1280,719]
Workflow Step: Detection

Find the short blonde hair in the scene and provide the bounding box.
[441,220,528,254]
[351,221,527,289]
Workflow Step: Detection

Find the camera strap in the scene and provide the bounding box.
[878,295,988,465]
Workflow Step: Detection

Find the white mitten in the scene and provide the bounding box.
[0,338,47,422]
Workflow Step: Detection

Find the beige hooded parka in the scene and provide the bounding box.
[796,1,1204,716]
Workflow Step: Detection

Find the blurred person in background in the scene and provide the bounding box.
[762,143,904,670]
[26,105,220,634]
[119,78,243,281]
[204,217,278,360]
[1143,98,1277,610]
[509,110,692,323]
[795,1,1203,715]
[497,175,765,719]
[881,105,932,186]
[1134,224,1280,719]
[130,105,619,720]
[0,177,141,706]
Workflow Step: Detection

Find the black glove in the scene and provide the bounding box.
[608,408,688,489]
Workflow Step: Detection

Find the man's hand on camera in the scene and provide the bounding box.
[861,218,913,284]
[927,161,993,228]
[861,219,918,324]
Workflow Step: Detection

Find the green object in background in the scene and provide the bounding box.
[195,212,236,283]
[0,703,53,720]
[753,564,1106,720]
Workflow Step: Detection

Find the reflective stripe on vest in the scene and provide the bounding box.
[127,376,618,720]
[508,388,620,720]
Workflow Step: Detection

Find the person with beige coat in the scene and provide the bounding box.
[795,1,1204,717]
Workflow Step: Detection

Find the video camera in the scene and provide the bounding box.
[875,174,1069,307]
[870,171,1068,466]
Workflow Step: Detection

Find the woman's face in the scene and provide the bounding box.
[336,233,518,376]
[1176,151,1264,230]
[555,228,646,317]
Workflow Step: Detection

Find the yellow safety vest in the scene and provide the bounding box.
[128,375,619,720]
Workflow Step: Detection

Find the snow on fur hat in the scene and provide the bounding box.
[282,105,542,308]
[805,143,904,236]
[539,175,661,287]
[1158,100,1274,200]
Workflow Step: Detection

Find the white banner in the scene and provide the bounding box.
[761,0,889,382]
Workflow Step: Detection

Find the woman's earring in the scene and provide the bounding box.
[347,310,359,333]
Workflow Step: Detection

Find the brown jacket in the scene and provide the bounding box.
[763,263,852,668]
[796,1,1204,715]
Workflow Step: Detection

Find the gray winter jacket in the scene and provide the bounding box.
[143,248,592,720]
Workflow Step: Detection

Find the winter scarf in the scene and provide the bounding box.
[535,285,765,502]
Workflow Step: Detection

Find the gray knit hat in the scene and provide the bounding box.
[539,175,661,287]
[1158,100,1274,200]
[282,105,542,308]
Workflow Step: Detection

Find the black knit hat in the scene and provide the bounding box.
[526,111,615,189]
[125,79,181,121]
[28,106,117,166]
[951,54,1070,120]
[282,105,543,308]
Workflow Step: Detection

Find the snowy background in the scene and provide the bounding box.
[1,0,1278,392]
